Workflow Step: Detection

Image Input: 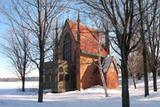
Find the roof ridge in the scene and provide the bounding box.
[67,19,99,32]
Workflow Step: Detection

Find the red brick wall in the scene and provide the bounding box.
[79,55,101,89]
[105,62,119,89]
[79,56,119,89]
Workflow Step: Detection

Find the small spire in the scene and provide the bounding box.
[77,9,80,42]
[77,9,80,24]
[66,18,69,21]
[55,19,58,40]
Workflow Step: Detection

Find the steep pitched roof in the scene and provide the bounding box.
[66,20,108,57]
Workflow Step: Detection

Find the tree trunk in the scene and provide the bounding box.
[22,45,27,92]
[38,43,44,102]
[138,0,149,97]
[142,41,149,96]
[99,60,108,97]
[152,67,157,91]
[37,0,44,102]
[22,76,25,92]
[98,28,108,97]
[121,51,130,107]
[132,75,137,89]
[120,33,130,107]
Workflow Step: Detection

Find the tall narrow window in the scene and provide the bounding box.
[63,34,72,62]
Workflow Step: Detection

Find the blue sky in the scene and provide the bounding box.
[0,1,118,78]
[0,3,11,77]
[0,0,84,78]
[0,0,37,78]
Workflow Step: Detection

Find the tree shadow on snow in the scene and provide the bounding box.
[0,88,38,95]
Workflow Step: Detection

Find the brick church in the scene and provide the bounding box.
[44,19,119,93]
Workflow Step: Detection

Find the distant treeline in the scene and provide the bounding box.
[0,77,39,82]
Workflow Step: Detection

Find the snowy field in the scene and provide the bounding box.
[0,78,160,107]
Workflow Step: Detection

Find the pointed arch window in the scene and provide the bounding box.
[63,33,72,62]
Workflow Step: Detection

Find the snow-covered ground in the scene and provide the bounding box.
[0,77,160,107]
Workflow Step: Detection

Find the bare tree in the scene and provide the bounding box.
[128,34,144,89]
[147,14,160,92]
[81,1,140,107]
[138,0,158,96]
[0,0,71,102]
[128,51,144,89]
[2,26,31,92]
[98,36,108,97]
